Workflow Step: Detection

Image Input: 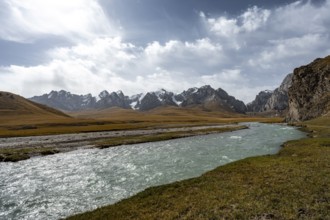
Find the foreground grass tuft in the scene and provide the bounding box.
[67,117,330,220]
[0,147,60,162]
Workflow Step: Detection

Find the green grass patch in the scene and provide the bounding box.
[0,147,60,162]
[67,117,330,220]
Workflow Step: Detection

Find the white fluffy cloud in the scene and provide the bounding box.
[204,6,270,38]
[1,0,330,103]
[0,0,113,42]
[0,37,226,98]
[200,1,330,91]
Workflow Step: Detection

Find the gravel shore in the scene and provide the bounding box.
[0,125,237,151]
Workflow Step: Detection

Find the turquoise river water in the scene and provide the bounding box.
[0,123,306,220]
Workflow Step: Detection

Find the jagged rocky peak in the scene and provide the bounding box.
[247,90,273,112]
[264,73,292,112]
[48,90,70,98]
[115,90,125,99]
[154,89,177,106]
[180,85,247,113]
[96,90,130,109]
[287,56,330,121]
[82,93,96,106]
[98,90,110,99]
[138,92,162,111]
[130,89,178,111]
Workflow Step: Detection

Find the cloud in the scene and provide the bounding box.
[143,38,224,74]
[0,37,227,98]
[204,6,270,38]
[1,0,330,103]
[0,0,114,42]
[199,0,330,89]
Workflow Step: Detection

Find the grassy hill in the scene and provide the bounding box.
[0,91,69,117]
[0,91,73,126]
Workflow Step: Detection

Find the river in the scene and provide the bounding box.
[0,123,305,220]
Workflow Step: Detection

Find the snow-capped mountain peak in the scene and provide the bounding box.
[29,85,247,113]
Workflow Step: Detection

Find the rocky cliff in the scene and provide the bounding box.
[264,73,292,112]
[287,56,330,121]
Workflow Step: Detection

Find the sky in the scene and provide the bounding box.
[0,0,329,103]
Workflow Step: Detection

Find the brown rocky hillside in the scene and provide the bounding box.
[287,56,330,121]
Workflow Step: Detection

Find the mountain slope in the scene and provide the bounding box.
[287,56,330,121]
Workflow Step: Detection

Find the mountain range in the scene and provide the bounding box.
[30,85,247,113]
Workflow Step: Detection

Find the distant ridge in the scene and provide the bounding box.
[29,85,247,114]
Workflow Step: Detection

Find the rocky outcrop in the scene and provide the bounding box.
[247,73,292,114]
[287,56,330,121]
[247,90,273,112]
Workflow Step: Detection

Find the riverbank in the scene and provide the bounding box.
[0,125,247,162]
[67,116,329,219]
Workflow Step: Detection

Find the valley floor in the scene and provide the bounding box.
[67,116,330,220]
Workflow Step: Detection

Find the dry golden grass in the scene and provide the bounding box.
[0,91,68,118]
[0,104,283,137]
